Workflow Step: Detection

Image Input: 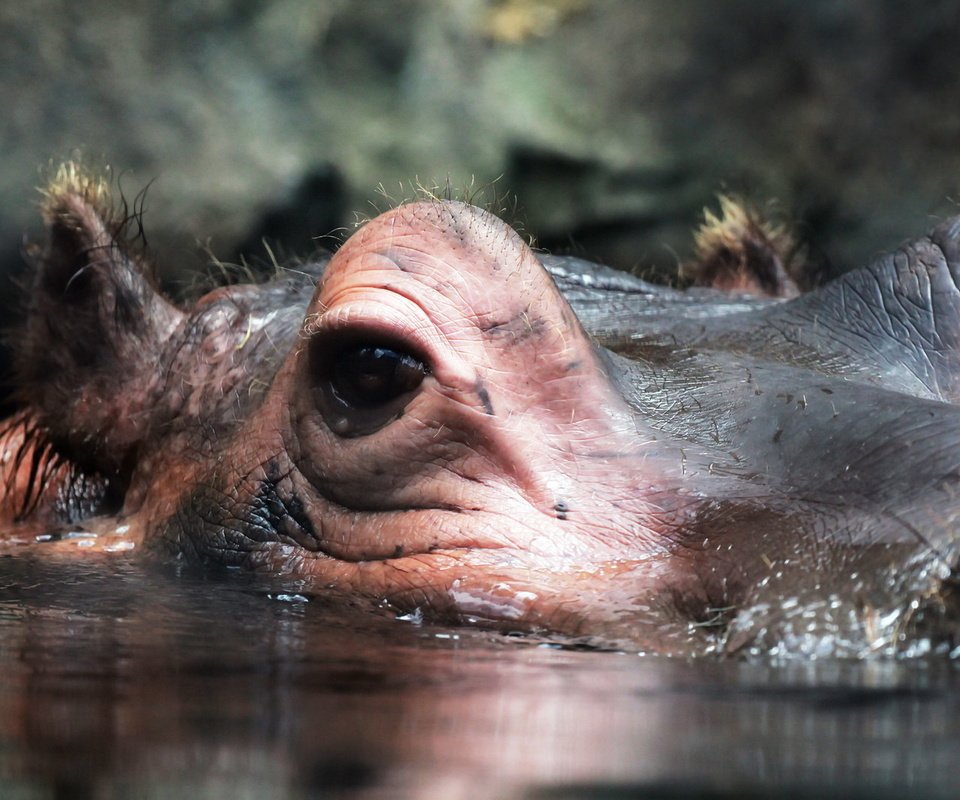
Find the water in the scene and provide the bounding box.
[0,552,957,799]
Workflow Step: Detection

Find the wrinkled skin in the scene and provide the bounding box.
[3,172,960,657]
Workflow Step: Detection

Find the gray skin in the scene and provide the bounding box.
[3,177,960,658]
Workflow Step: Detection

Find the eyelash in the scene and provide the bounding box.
[0,413,110,523]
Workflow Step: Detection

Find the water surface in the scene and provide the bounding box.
[0,553,956,799]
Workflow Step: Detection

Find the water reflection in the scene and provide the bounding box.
[0,554,956,798]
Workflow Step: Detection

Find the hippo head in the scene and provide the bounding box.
[4,166,960,656]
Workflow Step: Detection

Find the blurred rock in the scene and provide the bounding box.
[2,0,959,325]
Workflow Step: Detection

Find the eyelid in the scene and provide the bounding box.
[303,299,475,393]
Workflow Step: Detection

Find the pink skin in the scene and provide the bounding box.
[125,200,703,646]
[291,200,664,561]
[4,189,712,650]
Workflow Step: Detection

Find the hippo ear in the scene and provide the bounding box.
[684,195,802,298]
[14,165,183,475]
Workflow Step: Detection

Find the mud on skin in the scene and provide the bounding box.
[2,164,960,658]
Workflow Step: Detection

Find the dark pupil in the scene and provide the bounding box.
[331,345,426,408]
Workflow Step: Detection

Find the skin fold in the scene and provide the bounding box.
[2,166,959,657]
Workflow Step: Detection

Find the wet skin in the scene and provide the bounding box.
[3,172,960,656]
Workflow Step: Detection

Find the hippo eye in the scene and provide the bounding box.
[310,338,429,437]
[331,345,427,408]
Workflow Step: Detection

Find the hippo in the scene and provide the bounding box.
[2,164,959,658]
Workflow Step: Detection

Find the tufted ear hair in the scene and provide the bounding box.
[683,195,804,298]
[14,164,184,476]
